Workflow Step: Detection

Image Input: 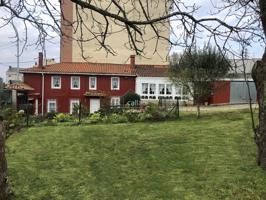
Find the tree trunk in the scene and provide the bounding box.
[0,121,9,200]
[252,60,266,168]
[197,103,201,119]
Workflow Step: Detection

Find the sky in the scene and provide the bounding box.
[0,0,264,81]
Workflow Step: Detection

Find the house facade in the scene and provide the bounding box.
[135,65,192,103]
[21,60,136,115]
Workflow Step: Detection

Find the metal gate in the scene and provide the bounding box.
[230,81,257,104]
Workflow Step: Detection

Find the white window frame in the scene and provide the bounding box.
[89,77,97,90]
[111,77,120,90]
[70,99,80,114]
[47,99,57,113]
[51,76,61,89]
[71,76,80,90]
[141,83,149,95]
[111,97,120,107]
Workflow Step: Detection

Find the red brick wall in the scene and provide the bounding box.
[23,73,136,113]
[209,81,230,105]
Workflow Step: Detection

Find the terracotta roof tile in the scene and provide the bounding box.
[136,65,169,77]
[21,62,136,76]
[5,83,34,91]
[21,62,170,77]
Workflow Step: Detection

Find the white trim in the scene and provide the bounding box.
[35,99,38,115]
[111,77,120,90]
[70,99,80,114]
[89,76,97,90]
[111,97,120,106]
[71,76,80,90]
[51,76,61,89]
[47,99,57,113]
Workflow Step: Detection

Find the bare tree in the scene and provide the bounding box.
[0,0,266,167]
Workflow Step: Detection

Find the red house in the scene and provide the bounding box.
[20,55,136,115]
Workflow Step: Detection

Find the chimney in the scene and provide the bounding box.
[130,55,135,67]
[38,52,43,68]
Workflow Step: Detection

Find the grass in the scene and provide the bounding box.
[6,109,266,200]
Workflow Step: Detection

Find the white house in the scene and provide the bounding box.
[135,65,191,102]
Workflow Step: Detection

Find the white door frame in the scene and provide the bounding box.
[35,99,38,115]
[90,98,100,113]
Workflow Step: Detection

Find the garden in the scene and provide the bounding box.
[6,109,266,200]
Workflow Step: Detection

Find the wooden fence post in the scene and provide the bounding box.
[0,119,9,200]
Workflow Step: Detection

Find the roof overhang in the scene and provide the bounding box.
[5,83,34,91]
[21,71,136,77]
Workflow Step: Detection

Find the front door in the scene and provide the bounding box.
[90,99,100,113]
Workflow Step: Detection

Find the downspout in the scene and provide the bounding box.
[41,73,45,116]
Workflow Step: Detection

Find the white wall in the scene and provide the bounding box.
[5,71,23,83]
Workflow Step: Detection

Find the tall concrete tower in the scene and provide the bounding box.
[60,0,170,65]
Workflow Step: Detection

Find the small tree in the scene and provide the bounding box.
[169,46,231,118]
[120,91,140,107]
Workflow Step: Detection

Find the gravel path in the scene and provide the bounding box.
[180,104,258,112]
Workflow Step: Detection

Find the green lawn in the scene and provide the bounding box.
[6,110,266,200]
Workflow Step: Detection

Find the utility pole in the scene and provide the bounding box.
[11,21,19,81]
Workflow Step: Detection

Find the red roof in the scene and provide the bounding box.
[21,62,169,77]
[5,83,34,91]
[21,62,136,76]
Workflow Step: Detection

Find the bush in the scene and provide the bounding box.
[124,109,141,122]
[120,91,140,107]
[88,113,102,123]
[54,113,73,123]
[0,107,24,136]
[137,112,153,122]
[151,111,166,121]
[45,111,57,120]
[98,107,123,116]
[145,102,158,115]
[108,113,128,124]
[29,115,45,124]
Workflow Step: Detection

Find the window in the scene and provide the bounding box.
[111,97,120,107]
[70,99,80,114]
[166,84,172,95]
[159,84,165,95]
[175,86,182,96]
[71,76,80,90]
[142,83,148,94]
[149,84,156,95]
[89,77,97,90]
[111,77,120,90]
[51,76,61,89]
[47,100,57,112]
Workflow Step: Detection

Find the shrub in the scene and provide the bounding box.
[0,107,24,136]
[145,102,158,115]
[108,113,128,124]
[45,111,57,120]
[30,115,45,124]
[88,113,102,123]
[137,112,153,122]
[98,107,123,116]
[54,113,73,123]
[124,109,141,122]
[120,91,140,107]
[151,111,166,121]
